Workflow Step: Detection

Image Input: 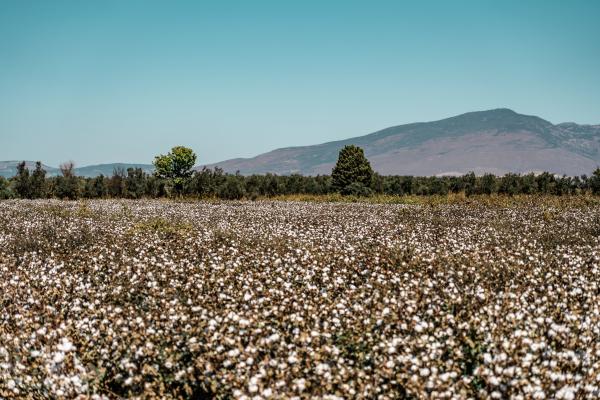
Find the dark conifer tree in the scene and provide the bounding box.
[331,145,374,195]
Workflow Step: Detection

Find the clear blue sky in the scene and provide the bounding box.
[1,0,599,166]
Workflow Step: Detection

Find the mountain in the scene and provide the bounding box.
[0,161,59,178]
[0,162,154,178]
[72,163,154,178]
[206,109,600,176]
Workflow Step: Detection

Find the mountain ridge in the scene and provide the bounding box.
[204,108,600,176]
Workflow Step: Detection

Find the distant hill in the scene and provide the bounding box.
[0,161,59,178]
[73,163,154,178]
[0,162,154,178]
[205,108,600,176]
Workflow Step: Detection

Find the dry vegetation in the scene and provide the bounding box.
[0,198,599,399]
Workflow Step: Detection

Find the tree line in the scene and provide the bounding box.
[2,145,600,200]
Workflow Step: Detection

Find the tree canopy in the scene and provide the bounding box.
[153,146,197,194]
[331,145,374,195]
[153,146,197,179]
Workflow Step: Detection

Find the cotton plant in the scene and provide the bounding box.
[0,199,598,399]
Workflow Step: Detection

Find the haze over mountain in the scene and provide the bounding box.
[206,109,600,176]
[0,162,153,179]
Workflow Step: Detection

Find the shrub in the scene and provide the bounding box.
[342,182,373,196]
[218,175,246,200]
[0,176,13,199]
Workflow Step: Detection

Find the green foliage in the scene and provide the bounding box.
[144,175,167,198]
[0,176,13,199]
[30,161,47,198]
[93,175,108,198]
[153,146,197,195]
[125,167,146,199]
[463,172,477,196]
[498,173,520,196]
[11,161,47,199]
[187,167,227,197]
[55,162,80,200]
[218,174,246,200]
[343,182,373,196]
[331,145,374,195]
[591,168,600,195]
[108,168,126,197]
[12,161,31,199]
[3,160,600,201]
[479,174,497,195]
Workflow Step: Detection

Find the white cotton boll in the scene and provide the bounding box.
[53,352,65,363]
[489,376,501,386]
[294,378,306,392]
[556,386,576,400]
[533,390,546,399]
[239,318,251,328]
[57,337,75,352]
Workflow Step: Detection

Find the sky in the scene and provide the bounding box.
[1,0,599,167]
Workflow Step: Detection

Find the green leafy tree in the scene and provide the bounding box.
[145,175,167,197]
[55,161,79,200]
[479,173,497,195]
[109,168,126,197]
[125,168,146,199]
[13,161,31,198]
[218,173,246,200]
[30,161,47,198]
[82,175,108,198]
[463,172,477,196]
[93,175,108,198]
[521,173,537,195]
[153,146,197,195]
[498,173,520,196]
[536,172,556,194]
[331,145,374,195]
[0,176,13,199]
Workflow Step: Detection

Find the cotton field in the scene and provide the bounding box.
[0,199,599,399]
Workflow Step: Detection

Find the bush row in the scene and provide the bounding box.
[2,162,600,200]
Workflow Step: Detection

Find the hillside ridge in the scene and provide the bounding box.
[205,108,600,176]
